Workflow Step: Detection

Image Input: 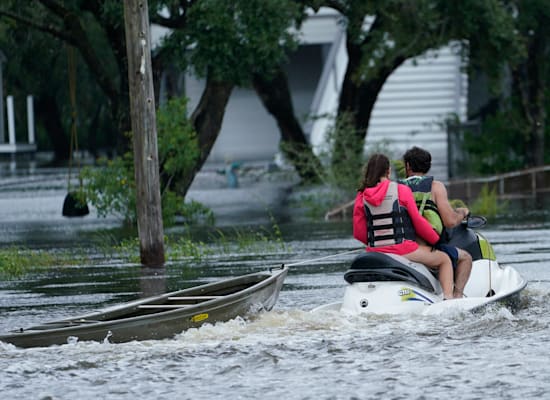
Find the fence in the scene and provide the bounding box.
[325,165,550,221]
[446,165,550,206]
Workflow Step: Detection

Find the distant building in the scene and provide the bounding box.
[0,49,37,161]
[155,8,468,180]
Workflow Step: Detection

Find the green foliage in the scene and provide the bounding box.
[281,113,362,210]
[95,223,287,265]
[162,192,214,227]
[81,97,214,227]
[284,113,394,218]
[324,113,367,193]
[81,153,135,223]
[507,0,550,166]
[308,0,523,187]
[157,97,200,190]
[464,107,528,174]
[0,247,76,278]
[112,237,142,264]
[461,0,550,172]
[470,184,508,219]
[207,223,288,255]
[160,0,302,86]
[0,247,34,277]
[440,0,523,88]
[547,100,550,165]
[0,220,288,277]
[291,189,347,220]
[165,236,211,263]
[392,159,406,180]
[155,97,206,224]
[311,0,521,90]
[0,1,123,156]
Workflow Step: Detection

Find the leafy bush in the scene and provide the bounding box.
[81,97,213,227]
[464,108,527,174]
[470,184,508,218]
[81,152,135,223]
[156,97,201,196]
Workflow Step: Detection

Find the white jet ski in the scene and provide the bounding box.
[314,216,527,316]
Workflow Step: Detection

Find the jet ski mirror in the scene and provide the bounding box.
[466,215,487,228]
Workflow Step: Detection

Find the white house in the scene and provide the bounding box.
[155,8,468,180]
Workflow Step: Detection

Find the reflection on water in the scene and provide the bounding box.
[1,167,550,399]
[139,267,167,298]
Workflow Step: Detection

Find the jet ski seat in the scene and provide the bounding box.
[344,252,438,293]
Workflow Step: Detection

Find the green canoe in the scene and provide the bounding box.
[0,266,287,348]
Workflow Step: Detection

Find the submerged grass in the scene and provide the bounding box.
[0,246,78,278]
[0,221,289,278]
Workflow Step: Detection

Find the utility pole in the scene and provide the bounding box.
[123,0,165,267]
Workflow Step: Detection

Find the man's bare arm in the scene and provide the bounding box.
[432,180,468,228]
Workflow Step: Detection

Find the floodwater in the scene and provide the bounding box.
[1,166,550,399]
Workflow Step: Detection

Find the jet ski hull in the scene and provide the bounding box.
[313,218,527,316]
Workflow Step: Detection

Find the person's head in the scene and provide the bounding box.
[359,153,390,190]
[403,146,431,175]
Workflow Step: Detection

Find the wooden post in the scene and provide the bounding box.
[27,95,35,144]
[0,51,5,143]
[123,0,165,267]
[7,95,15,145]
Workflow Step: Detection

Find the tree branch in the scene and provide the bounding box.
[0,7,74,44]
[325,0,346,15]
[36,0,67,18]
[1,2,121,108]
[150,0,193,29]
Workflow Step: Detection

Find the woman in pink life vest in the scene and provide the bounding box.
[353,153,455,299]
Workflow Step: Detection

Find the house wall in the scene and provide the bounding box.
[186,44,326,167]
[181,10,468,180]
[366,45,468,180]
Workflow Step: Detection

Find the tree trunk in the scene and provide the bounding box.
[252,68,322,183]
[174,73,234,196]
[34,94,70,162]
[513,32,547,167]
[335,39,406,171]
[526,33,546,167]
[123,0,165,268]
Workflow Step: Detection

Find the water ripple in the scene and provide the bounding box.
[1,225,550,399]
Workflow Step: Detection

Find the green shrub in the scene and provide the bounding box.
[81,152,135,223]
[470,184,508,218]
[464,108,527,175]
[283,113,395,218]
[0,247,77,278]
[81,97,213,227]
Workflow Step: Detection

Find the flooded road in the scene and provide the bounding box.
[1,167,550,399]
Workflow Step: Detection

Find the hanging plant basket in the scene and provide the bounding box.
[62,190,89,217]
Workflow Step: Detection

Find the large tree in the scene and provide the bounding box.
[452,0,550,172]
[151,0,322,190]
[0,0,130,159]
[252,1,520,178]
[0,0,320,190]
[313,0,519,172]
[509,0,550,167]
[0,24,71,161]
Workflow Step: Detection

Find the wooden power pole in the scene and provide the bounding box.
[123,0,165,267]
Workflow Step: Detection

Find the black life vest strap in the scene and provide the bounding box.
[364,182,416,247]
